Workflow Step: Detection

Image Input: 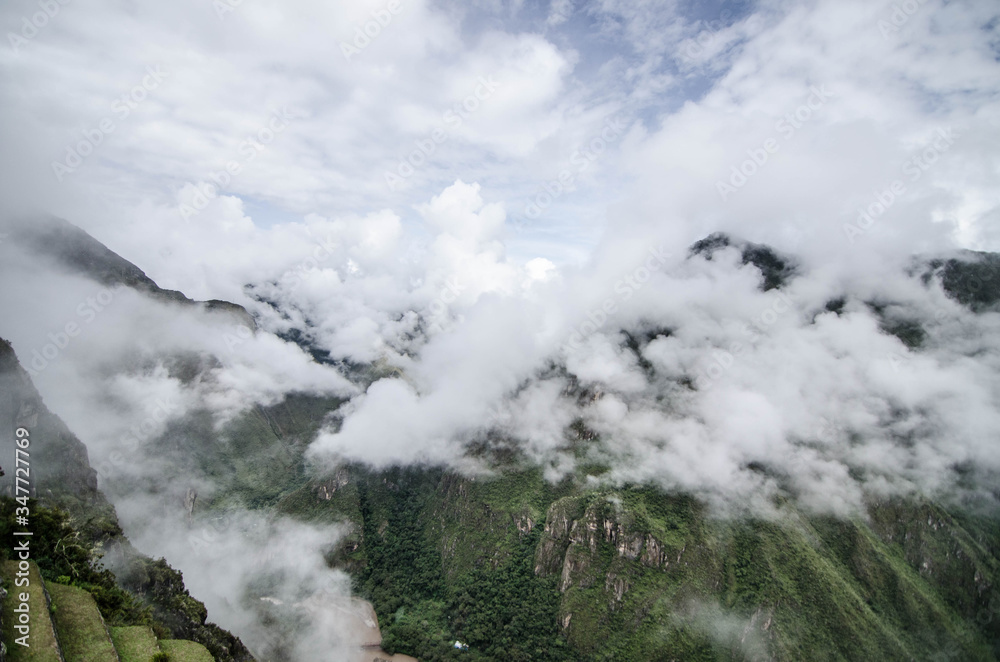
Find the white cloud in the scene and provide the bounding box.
[3,0,1000,658]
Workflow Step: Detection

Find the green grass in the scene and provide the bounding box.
[110,626,161,662]
[0,560,62,661]
[157,639,214,661]
[47,582,119,661]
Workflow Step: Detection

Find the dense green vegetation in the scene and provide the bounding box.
[931,251,1000,311]
[0,498,248,661]
[0,336,255,661]
[285,463,1000,662]
[0,497,153,629]
[174,396,1000,662]
[448,530,569,661]
[357,468,446,615]
[352,467,572,661]
[5,234,1000,661]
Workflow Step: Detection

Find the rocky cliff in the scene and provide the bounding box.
[0,337,255,661]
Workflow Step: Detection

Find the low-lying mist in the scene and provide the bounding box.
[2,189,999,658]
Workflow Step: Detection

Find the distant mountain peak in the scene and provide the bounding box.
[689,232,797,291]
[2,215,256,329]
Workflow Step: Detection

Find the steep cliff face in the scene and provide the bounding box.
[282,463,999,661]
[533,488,998,661]
[0,337,255,661]
[864,500,1000,632]
[5,220,1000,660]
[0,337,113,522]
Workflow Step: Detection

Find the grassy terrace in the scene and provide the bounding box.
[1,560,219,662]
[0,560,61,662]
[110,626,161,662]
[47,582,119,661]
[158,639,215,661]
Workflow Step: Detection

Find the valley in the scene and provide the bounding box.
[1,219,999,660]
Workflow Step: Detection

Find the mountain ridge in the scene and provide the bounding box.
[1,215,256,330]
[2,218,1000,660]
[0,335,256,661]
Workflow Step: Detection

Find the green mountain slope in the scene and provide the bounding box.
[4,222,1000,661]
[256,464,999,661]
[0,215,255,329]
[0,338,255,661]
[0,560,216,662]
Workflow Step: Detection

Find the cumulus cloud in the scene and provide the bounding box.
[304,231,1000,519]
[115,501,361,661]
[3,0,1000,659]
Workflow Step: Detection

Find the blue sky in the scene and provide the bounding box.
[1,0,998,293]
[4,5,1000,653]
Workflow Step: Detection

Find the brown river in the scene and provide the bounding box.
[343,598,420,662]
